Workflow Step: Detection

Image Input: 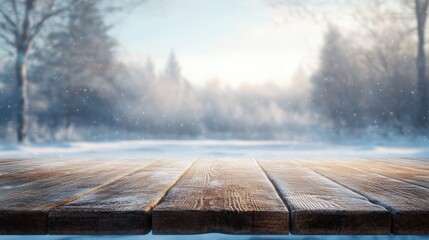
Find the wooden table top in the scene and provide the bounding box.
[0,158,428,235]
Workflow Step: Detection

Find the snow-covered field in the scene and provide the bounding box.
[1,139,429,159]
[1,140,428,240]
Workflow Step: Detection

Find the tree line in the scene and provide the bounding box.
[311,0,429,137]
[0,0,428,143]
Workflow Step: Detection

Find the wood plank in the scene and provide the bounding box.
[258,159,390,234]
[378,158,429,172]
[303,160,429,234]
[48,159,194,234]
[336,159,429,189]
[152,159,289,234]
[0,158,148,193]
[0,158,108,179]
[0,158,154,234]
[0,158,50,176]
[0,158,31,164]
[0,158,142,175]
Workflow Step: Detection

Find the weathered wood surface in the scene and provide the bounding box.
[152,159,289,234]
[49,159,194,234]
[1,158,429,235]
[334,158,429,189]
[303,159,429,234]
[258,159,390,234]
[0,158,154,234]
[0,158,137,179]
[377,158,429,172]
[0,158,55,176]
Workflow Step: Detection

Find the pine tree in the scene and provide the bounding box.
[33,0,118,138]
[164,51,181,83]
[312,26,364,131]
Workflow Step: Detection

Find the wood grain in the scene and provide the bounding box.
[152,159,289,234]
[0,158,116,180]
[48,159,194,234]
[1,158,428,235]
[303,160,429,234]
[0,158,53,177]
[0,158,153,234]
[335,159,429,189]
[258,159,390,234]
[376,158,429,172]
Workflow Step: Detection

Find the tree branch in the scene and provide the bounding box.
[0,20,18,37]
[29,0,71,41]
[8,0,21,27]
[0,31,14,47]
[29,8,65,40]
[0,7,19,37]
[265,0,336,23]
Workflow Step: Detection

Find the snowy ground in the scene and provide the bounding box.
[1,139,429,159]
[1,140,428,240]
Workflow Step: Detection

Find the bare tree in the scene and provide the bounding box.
[415,0,429,128]
[0,0,68,142]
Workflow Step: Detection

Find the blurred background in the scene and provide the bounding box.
[0,0,428,144]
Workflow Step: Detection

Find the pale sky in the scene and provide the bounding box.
[109,0,358,87]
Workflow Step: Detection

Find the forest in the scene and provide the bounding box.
[0,0,428,143]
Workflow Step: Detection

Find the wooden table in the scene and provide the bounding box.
[0,158,428,235]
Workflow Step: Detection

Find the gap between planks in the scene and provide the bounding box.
[301,159,429,235]
[48,159,196,234]
[0,158,155,234]
[152,159,289,234]
[257,159,390,235]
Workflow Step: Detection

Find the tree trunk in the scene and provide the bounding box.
[416,0,429,128]
[16,49,29,143]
